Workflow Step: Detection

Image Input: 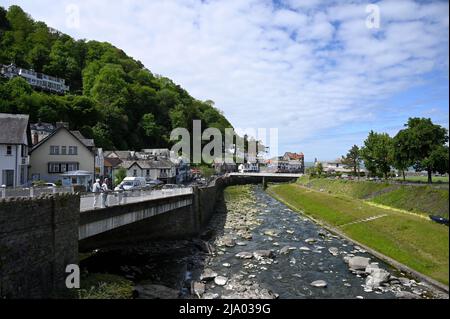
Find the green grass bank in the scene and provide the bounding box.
[268,183,449,286]
[297,177,449,218]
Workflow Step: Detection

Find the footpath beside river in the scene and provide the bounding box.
[81,185,447,299]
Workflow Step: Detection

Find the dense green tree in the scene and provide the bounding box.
[361,131,393,179]
[341,145,361,178]
[396,118,448,183]
[0,6,10,31]
[392,130,412,181]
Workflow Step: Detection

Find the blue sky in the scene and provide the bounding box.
[1,0,448,161]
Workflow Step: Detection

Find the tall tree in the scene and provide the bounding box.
[397,118,448,183]
[361,131,393,179]
[392,129,412,181]
[341,145,361,178]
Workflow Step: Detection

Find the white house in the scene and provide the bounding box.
[119,158,177,184]
[0,113,31,187]
[29,124,95,187]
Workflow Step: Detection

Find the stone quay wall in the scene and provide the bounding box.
[0,194,79,299]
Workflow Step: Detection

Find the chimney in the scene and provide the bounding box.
[33,133,39,145]
[56,121,69,129]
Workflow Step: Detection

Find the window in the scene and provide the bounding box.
[50,146,59,155]
[49,163,60,173]
[67,163,78,171]
[6,145,12,155]
[146,169,150,176]
[61,146,67,155]
[68,146,78,155]
[133,169,137,177]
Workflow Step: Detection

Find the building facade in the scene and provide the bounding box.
[0,114,31,187]
[29,126,95,185]
[1,64,69,94]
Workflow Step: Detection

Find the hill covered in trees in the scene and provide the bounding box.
[0,5,233,151]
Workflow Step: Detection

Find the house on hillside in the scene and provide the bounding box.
[0,114,32,187]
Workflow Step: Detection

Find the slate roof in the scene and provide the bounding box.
[0,113,30,145]
[71,131,95,148]
[119,158,176,170]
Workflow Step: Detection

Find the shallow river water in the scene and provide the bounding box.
[82,185,444,299]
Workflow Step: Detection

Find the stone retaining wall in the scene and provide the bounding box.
[0,194,79,299]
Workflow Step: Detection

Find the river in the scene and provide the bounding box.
[81,185,444,299]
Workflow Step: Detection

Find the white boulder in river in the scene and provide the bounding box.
[235,252,253,259]
[310,280,328,288]
[214,276,228,286]
[365,269,390,289]
[347,256,371,270]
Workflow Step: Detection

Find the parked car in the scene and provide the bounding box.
[146,179,163,188]
[114,177,147,191]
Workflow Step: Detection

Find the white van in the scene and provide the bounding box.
[115,177,147,191]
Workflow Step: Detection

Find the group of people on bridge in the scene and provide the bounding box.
[92,178,110,208]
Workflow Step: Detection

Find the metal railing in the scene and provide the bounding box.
[80,187,193,211]
[0,186,74,199]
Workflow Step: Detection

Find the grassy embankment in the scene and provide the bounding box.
[268,181,449,286]
[298,177,449,218]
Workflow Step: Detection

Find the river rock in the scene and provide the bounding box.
[253,250,273,260]
[398,277,412,286]
[328,247,339,256]
[135,283,180,299]
[236,252,253,259]
[394,291,422,299]
[365,263,380,274]
[236,241,248,246]
[200,268,218,281]
[348,256,371,270]
[299,246,311,251]
[318,230,328,237]
[214,276,228,286]
[305,238,317,244]
[222,263,231,268]
[223,236,236,248]
[310,280,328,288]
[365,269,390,289]
[264,229,280,237]
[280,246,296,255]
[202,293,220,299]
[191,282,206,297]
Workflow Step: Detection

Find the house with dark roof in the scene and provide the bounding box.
[119,157,177,184]
[0,113,32,187]
[29,124,95,186]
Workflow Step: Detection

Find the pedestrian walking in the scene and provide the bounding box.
[92,179,101,208]
[102,178,110,208]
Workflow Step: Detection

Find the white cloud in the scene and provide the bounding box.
[1,0,448,159]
